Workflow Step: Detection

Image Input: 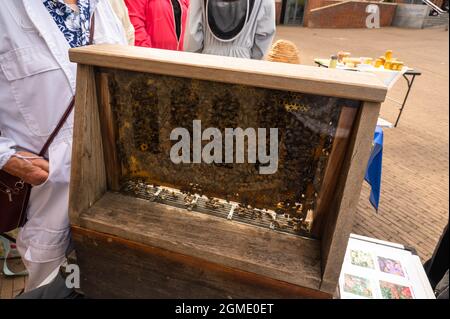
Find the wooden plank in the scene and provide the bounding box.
[72,226,331,299]
[0,276,13,299]
[69,45,387,102]
[96,72,120,191]
[77,192,322,290]
[311,105,359,237]
[68,65,107,225]
[319,102,381,293]
[12,275,25,297]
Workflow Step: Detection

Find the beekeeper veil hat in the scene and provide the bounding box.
[206,0,255,41]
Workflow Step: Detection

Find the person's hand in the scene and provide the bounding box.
[2,151,49,186]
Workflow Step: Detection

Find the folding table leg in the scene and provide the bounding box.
[395,74,416,127]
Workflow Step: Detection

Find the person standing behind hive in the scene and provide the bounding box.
[184,0,276,60]
[108,0,136,45]
[0,0,127,293]
[125,0,189,50]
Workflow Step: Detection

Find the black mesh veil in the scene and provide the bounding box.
[206,0,255,41]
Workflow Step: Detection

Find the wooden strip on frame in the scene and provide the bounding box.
[96,71,121,191]
[69,45,387,103]
[319,101,381,294]
[311,105,359,237]
[69,65,107,225]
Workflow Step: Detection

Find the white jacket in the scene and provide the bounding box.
[184,0,276,59]
[107,0,135,45]
[0,0,127,264]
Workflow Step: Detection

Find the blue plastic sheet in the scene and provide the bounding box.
[365,126,384,212]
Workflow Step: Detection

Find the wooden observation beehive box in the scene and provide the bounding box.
[68,45,387,298]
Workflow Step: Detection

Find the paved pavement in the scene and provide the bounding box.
[1,27,448,299]
[0,258,26,299]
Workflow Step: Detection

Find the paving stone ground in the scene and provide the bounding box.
[1,27,448,299]
[0,258,27,299]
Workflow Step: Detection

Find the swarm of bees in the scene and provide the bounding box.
[110,70,357,240]
[123,178,315,236]
[205,198,224,210]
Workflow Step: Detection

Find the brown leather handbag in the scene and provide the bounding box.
[0,98,75,233]
[0,170,31,233]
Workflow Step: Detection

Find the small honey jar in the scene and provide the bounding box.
[392,61,404,71]
[346,62,356,68]
[374,58,383,68]
[337,51,351,63]
[329,55,338,69]
[361,57,373,65]
[385,50,393,61]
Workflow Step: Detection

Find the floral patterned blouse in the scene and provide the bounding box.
[42,0,92,48]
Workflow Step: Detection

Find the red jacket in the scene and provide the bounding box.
[125,0,189,50]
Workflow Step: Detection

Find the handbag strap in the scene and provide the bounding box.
[38,13,96,157]
[90,13,95,44]
[38,98,75,156]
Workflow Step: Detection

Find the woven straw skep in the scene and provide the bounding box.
[267,40,301,64]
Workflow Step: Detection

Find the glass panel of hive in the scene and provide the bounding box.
[103,69,360,236]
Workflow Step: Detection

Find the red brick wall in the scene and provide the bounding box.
[276,0,282,24]
[306,1,397,28]
[303,0,341,26]
[432,0,444,8]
